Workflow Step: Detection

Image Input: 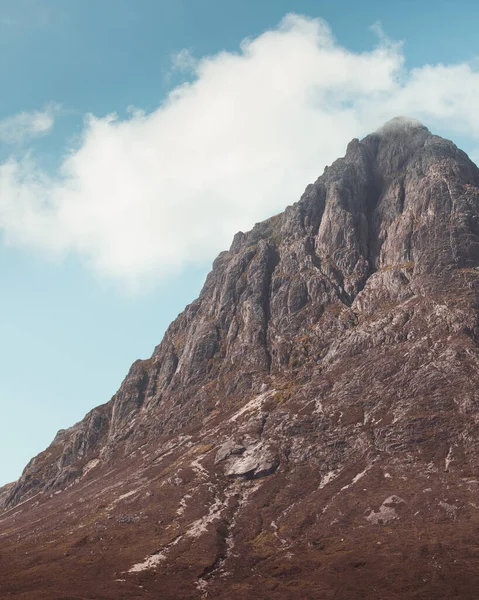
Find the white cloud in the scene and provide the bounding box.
[1,14,479,288]
[171,48,198,73]
[0,105,57,145]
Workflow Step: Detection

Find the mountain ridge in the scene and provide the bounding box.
[2,118,479,599]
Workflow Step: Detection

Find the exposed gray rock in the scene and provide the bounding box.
[214,440,245,464]
[224,442,280,479]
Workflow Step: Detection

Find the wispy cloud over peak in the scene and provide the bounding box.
[0,105,58,145]
[1,15,479,289]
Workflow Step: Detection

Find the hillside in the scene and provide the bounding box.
[1,117,479,599]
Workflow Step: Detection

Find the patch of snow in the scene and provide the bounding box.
[118,489,141,502]
[107,487,143,510]
[445,446,453,471]
[186,496,224,539]
[151,435,193,465]
[229,391,275,422]
[319,464,374,518]
[191,455,209,479]
[439,501,458,518]
[176,493,193,517]
[82,458,100,477]
[319,470,340,489]
[271,519,290,548]
[129,551,168,572]
[128,490,228,574]
[340,465,372,492]
[210,481,262,578]
[313,399,324,416]
[366,495,405,525]
[128,480,262,575]
[196,578,209,598]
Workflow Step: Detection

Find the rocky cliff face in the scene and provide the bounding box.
[1,118,479,600]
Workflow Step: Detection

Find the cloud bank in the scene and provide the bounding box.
[2,14,479,286]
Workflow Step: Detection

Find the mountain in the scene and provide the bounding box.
[1,117,479,600]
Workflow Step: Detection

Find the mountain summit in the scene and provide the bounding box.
[2,119,479,599]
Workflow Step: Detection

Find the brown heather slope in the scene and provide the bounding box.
[1,118,479,599]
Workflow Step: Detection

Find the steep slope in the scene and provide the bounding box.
[1,118,479,600]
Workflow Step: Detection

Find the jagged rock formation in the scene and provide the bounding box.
[0,482,14,508]
[1,118,479,599]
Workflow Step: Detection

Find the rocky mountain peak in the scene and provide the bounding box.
[2,119,479,599]
[346,116,430,160]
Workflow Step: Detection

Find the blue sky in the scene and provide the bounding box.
[1,0,479,485]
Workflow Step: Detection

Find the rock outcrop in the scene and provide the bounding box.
[1,118,479,600]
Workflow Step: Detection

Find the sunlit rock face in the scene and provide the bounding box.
[2,118,479,600]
